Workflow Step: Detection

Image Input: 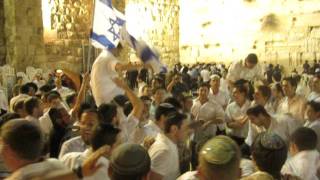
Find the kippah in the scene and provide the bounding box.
[200,136,238,165]
[110,143,150,175]
[259,132,285,150]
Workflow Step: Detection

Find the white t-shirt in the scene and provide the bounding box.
[245,114,302,146]
[208,89,230,108]
[281,150,320,180]
[226,60,263,82]
[177,171,198,180]
[148,133,180,180]
[90,50,124,106]
[304,120,320,152]
[200,69,210,82]
[225,100,251,138]
[61,149,110,180]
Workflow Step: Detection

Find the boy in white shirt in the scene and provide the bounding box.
[282,127,320,180]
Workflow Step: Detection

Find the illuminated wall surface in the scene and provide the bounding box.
[179,0,320,68]
[3,0,320,71]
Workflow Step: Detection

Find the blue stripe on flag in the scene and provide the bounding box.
[140,47,155,63]
[91,32,116,49]
[99,0,112,8]
[116,17,125,26]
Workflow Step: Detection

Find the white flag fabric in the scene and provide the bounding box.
[91,0,167,74]
[120,26,167,74]
[91,0,125,49]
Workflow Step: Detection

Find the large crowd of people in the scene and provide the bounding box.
[0,50,319,180]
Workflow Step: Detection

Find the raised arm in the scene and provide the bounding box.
[112,77,144,120]
[71,72,90,120]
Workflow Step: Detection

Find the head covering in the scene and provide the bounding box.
[110,143,150,176]
[200,135,239,165]
[210,74,220,80]
[258,132,286,150]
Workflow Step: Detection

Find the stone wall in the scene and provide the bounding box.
[179,0,320,72]
[125,0,180,67]
[0,0,5,65]
[4,0,47,71]
[43,0,94,72]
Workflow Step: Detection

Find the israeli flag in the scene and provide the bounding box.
[120,26,167,74]
[91,0,125,49]
[91,0,167,74]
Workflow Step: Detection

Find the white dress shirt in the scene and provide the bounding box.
[226,60,263,82]
[90,50,124,106]
[61,149,110,180]
[281,150,320,180]
[39,111,52,137]
[0,89,8,111]
[245,114,302,146]
[277,95,307,122]
[53,86,74,100]
[59,136,88,159]
[304,120,320,152]
[148,133,180,180]
[129,119,161,144]
[191,99,225,140]
[177,171,198,180]
[6,159,66,180]
[307,91,320,102]
[200,69,210,82]
[225,100,251,138]
[208,89,230,108]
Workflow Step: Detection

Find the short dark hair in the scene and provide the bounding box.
[113,95,129,108]
[290,127,318,151]
[163,97,182,110]
[39,84,53,93]
[24,97,40,115]
[140,96,151,102]
[283,76,298,88]
[1,120,43,161]
[256,85,271,99]
[155,103,176,121]
[246,105,270,117]
[234,84,248,97]
[123,102,133,117]
[164,112,187,133]
[251,132,287,179]
[78,103,93,120]
[307,100,320,112]
[25,82,38,93]
[66,93,77,107]
[98,103,118,124]
[246,53,258,64]
[47,93,61,103]
[91,124,120,151]
[20,84,30,94]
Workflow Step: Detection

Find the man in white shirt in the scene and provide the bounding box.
[53,75,74,100]
[148,112,192,180]
[304,101,320,151]
[307,76,320,102]
[90,47,143,106]
[24,97,43,126]
[282,127,320,180]
[0,120,66,180]
[208,74,230,109]
[200,67,210,83]
[191,83,225,142]
[226,53,264,86]
[59,109,100,159]
[245,105,302,146]
[61,124,122,180]
[277,76,307,122]
[9,83,30,112]
[131,103,177,144]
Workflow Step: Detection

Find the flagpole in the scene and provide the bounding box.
[87,0,96,72]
